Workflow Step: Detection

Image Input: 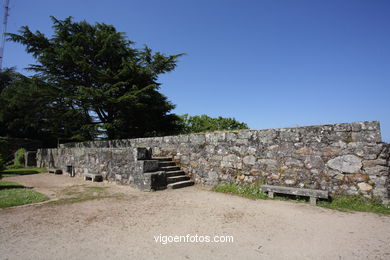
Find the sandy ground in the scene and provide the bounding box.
[1,173,390,260]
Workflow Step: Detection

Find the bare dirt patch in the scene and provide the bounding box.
[1,173,390,259]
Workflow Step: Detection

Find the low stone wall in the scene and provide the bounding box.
[37,147,165,191]
[38,121,390,200]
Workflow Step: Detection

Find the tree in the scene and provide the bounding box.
[0,67,15,93]
[179,114,248,134]
[8,17,184,139]
[0,68,94,145]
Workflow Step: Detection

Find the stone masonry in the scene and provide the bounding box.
[37,121,390,201]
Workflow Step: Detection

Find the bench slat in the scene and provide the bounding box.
[261,185,328,199]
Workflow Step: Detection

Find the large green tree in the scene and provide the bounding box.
[8,17,183,139]
[179,114,249,134]
[0,68,94,144]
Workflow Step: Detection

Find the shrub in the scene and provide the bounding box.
[13,148,26,168]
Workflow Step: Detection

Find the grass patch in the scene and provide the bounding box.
[318,195,390,215]
[47,185,125,206]
[1,168,46,177]
[213,183,268,200]
[85,186,108,192]
[0,180,49,208]
[213,183,390,215]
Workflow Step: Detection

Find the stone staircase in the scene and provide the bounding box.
[153,157,194,189]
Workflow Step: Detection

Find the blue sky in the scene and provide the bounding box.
[2,0,390,141]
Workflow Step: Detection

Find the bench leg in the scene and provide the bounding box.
[310,197,317,205]
[268,191,274,199]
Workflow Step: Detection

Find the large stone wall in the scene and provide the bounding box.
[37,121,390,201]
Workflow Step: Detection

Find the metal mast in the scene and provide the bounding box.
[0,0,10,71]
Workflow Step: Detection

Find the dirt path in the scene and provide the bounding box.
[1,173,390,259]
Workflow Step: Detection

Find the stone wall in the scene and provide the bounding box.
[37,121,390,200]
[37,147,165,191]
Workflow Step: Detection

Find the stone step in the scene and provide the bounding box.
[158,161,176,167]
[167,180,194,189]
[165,170,186,177]
[152,157,172,162]
[160,166,180,172]
[167,175,190,184]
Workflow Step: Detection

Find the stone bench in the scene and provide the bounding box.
[261,185,329,205]
[83,173,103,182]
[48,168,62,174]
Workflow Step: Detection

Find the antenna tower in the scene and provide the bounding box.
[0,0,10,71]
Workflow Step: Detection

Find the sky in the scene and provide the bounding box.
[2,0,390,141]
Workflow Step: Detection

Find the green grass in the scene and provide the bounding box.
[85,186,108,192]
[213,183,390,215]
[47,185,125,206]
[318,195,390,215]
[0,180,49,208]
[213,183,269,200]
[0,168,46,177]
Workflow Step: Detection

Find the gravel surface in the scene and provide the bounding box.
[1,173,390,260]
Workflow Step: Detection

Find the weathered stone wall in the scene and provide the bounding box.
[37,147,164,190]
[38,121,390,200]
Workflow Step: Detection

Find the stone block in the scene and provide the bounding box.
[326,155,362,173]
[304,156,324,169]
[362,159,387,167]
[226,132,237,142]
[221,161,233,168]
[238,130,252,139]
[207,171,219,184]
[139,160,159,173]
[243,155,256,165]
[279,130,301,142]
[222,154,240,163]
[364,165,389,176]
[295,147,312,155]
[285,157,304,167]
[344,173,369,182]
[334,123,352,132]
[257,130,277,144]
[352,132,381,143]
[357,182,373,192]
[321,147,341,157]
[189,134,206,144]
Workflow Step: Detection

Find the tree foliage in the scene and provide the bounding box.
[0,156,5,173]
[0,68,93,145]
[179,114,248,134]
[7,17,184,139]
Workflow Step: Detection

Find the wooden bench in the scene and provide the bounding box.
[48,168,62,174]
[261,185,329,205]
[83,173,103,182]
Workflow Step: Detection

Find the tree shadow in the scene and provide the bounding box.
[0,185,33,190]
[0,169,41,176]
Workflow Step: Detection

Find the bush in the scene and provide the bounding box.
[13,148,26,168]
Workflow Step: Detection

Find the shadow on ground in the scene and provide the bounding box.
[0,169,42,177]
[0,185,32,190]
